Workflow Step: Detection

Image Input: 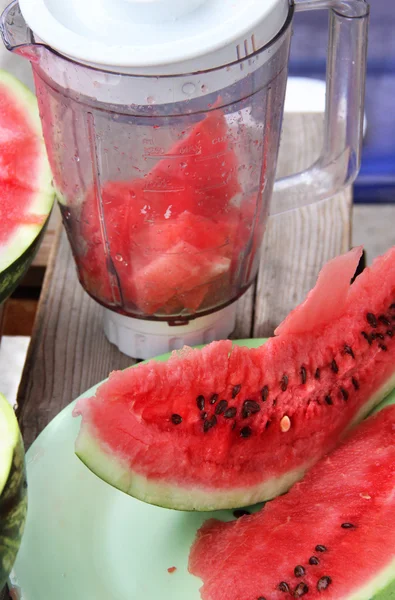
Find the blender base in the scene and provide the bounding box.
[103,304,237,359]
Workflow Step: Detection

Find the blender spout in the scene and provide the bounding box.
[0,0,43,61]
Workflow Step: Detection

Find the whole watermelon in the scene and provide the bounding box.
[0,393,27,589]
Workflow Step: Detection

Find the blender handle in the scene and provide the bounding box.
[272,0,369,214]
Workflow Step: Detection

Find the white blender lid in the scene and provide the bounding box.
[19,0,289,73]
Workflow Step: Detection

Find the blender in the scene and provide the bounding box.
[0,0,369,358]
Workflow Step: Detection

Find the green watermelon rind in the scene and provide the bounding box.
[0,69,54,278]
[76,425,311,512]
[0,215,50,305]
[0,394,27,589]
[74,343,395,511]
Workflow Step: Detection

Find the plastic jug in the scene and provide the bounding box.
[1,0,369,358]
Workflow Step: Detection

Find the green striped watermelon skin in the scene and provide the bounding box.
[0,214,50,305]
[0,431,27,589]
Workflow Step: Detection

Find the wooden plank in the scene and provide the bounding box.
[253,113,352,337]
[353,204,395,265]
[31,205,61,268]
[0,302,5,345]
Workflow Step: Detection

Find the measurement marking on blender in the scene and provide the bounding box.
[195,150,228,162]
[236,44,244,70]
[143,187,186,193]
[144,152,201,159]
[251,34,257,53]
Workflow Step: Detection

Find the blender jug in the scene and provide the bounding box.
[1,0,369,358]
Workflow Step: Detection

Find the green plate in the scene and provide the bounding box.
[9,339,395,600]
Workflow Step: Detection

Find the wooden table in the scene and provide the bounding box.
[2,112,353,598]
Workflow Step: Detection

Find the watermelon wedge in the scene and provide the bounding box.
[189,405,395,600]
[73,245,395,511]
[0,393,27,589]
[0,70,54,303]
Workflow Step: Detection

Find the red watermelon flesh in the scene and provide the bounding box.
[0,70,53,274]
[74,245,395,510]
[124,242,231,315]
[75,107,248,315]
[149,107,240,213]
[275,246,364,337]
[189,405,395,600]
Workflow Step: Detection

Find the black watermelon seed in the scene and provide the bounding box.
[309,556,320,565]
[352,377,360,390]
[201,411,207,420]
[371,332,384,340]
[331,359,339,374]
[273,398,277,407]
[280,374,289,391]
[203,415,217,433]
[215,400,228,415]
[242,400,261,419]
[261,385,269,402]
[300,366,307,384]
[240,426,252,438]
[294,565,305,578]
[317,576,332,592]
[265,420,271,429]
[171,414,182,425]
[325,395,333,406]
[340,388,349,401]
[390,304,395,310]
[257,597,267,600]
[315,545,327,552]
[341,522,355,529]
[361,331,372,345]
[344,345,355,359]
[379,315,391,326]
[294,582,309,597]
[224,406,237,419]
[210,393,219,405]
[233,509,250,518]
[278,582,290,593]
[379,343,388,352]
[315,368,321,380]
[387,330,394,337]
[224,407,237,419]
[232,384,241,399]
[367,312,378,328]
[196,395,205,411]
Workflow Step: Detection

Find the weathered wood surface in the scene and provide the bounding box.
[16,112,352,451]
[255,113,352,336]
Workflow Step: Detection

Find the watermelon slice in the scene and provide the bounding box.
[189,405,395,600]
[73,245,395,510]
[0,70,54,303]
[0,393,27,589]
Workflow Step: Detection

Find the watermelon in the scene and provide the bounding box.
[189,405,395,600]
[75,106,252,315]
[73,245,395,511]
[0,393,27,589]
[0,70,54,303]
